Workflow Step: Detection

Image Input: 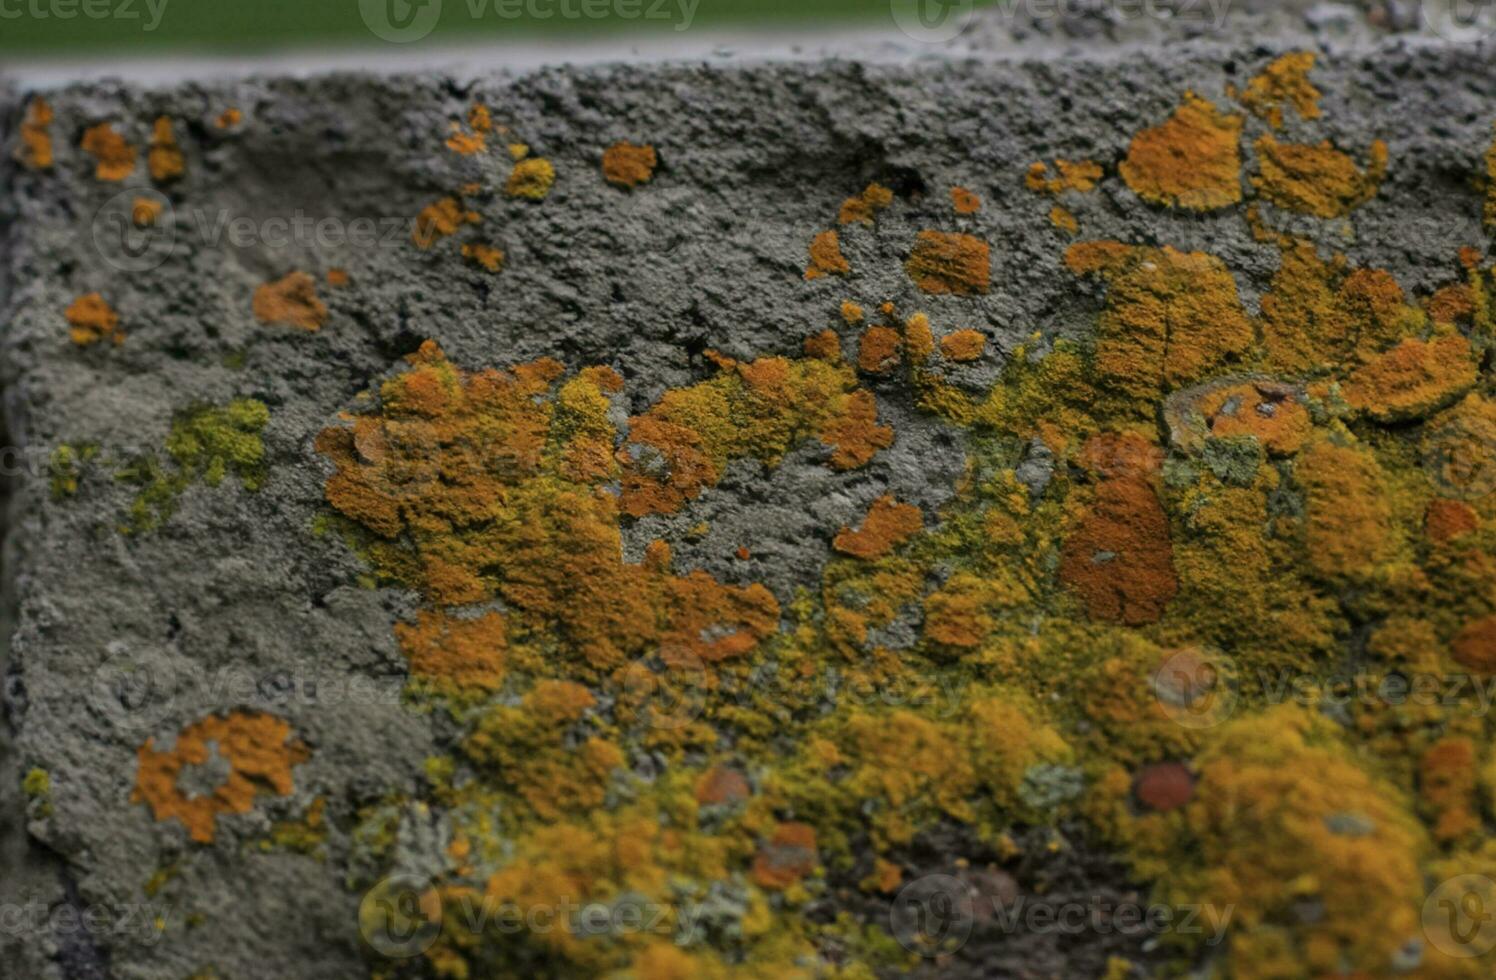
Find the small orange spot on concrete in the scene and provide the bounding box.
[735,546,751,560]
[951,186,981,213]
[253,271,328,332]
[857,325,902,374]
[1239,51,1322,129]
[326,268,350,287]
[939,328,986,362]
[906,230,990,295]
[131,197,163,227]
[805,230,850,280]
[833,495,922,560]
[413,196,480,248]
[506,157,555,200]
[840,301,864,324]
[132,711,309,844]
[838,183,893,225]
[462,243,505,272]
[15,98,53,170]
[66,293,123,347]
[804,329,841,361]
[148,117,185,183]
[80,122,136,181]
[1049,205,1079,235]
[601,141,658,189]
[1120,93,1242,210]
[215,108,242,129]
[1026,159,1103,195]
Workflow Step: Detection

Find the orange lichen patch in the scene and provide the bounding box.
[469,104,492,133]
[131,197,163,227]
[1296,438,1394,582]
[939,329,985,362]
[950,186,981,213]
[80,122,136,181]
[856,325,902,374]
[446,129,485,155]
[903,313,934,365]
[318,343,782,671]
[1450,615,1496,673]
[394,610,507,694]
[1076,431,1164,481]
[1119,94,1242,210]
[1425,498,1478,543]
[1025,159,1104,195]
[694,766,750,807]
[905,230,990,295]
[840,301,864,325]
[1064,242,1253,403]
[1049,205,1079,235]
[1133,761,1193,812]
[752,822,818,890]
[833,495,922,560]
[1342,333,1478,422]
[505,157,556,200]
[461,243,505,273]
[837,183,893,225]
[735,546,751,560]
[1238,51,1322,129]
[601,141,657,188]
[1252,136,1387,218]
[252,271,328,332]
[1059,476,1177,625]
[15,98,53,170]
[803,329,841,361]
[412,196,480,249]
[326,268,350,287]
[620,353,892,517]
[1259,240,1415,374]
[147,117,184,183]
[132,711,309,844]
[65,293,123,347]
[215,107,242,129]
[1419,737,1480,843]
[1164,378,1310,456]
[804,230,850,280]
[1425,283,1474,325]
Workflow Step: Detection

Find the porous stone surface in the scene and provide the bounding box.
[3,9,1496,980]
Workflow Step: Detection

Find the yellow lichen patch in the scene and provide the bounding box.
[601,141,657,188]
[505,157,556,200]
[904,312,934,364]
[395,610,507,694]
[1059,469,1177,626]
[939,328,985,362]
[1119,94,1242,210]
[445,105,491,154]
[837,182,893,225]
[856,325,901,374]
[1259,239,1418,374]
[317,342,781,672]
[1049,205,1079,234]
[1296,436,1395,582]
[1238,51,1322,129]
[1064,242,1253,406]
[252,271,328,332]
[15,98,53,170]
[412,196,480,249]
[1342,332,1478,422]
[1252,136,1387,218]
[905,230,990,295]
[65,292,123,347]
[80,122,136,181]
[147,117,184,183]
[832,495,922,560]
[131,197,163,227]
[620,353,892,517]
[950,185,981,213]
[1025,159,1103,195]
[1118,706,1426,978]
[461,242,505,272]
[803,230,849,280]
[132,711,309,844]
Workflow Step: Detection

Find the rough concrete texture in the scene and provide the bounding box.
[3,4,1496,979]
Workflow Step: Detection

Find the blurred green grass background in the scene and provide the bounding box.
[0,0,908,55]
